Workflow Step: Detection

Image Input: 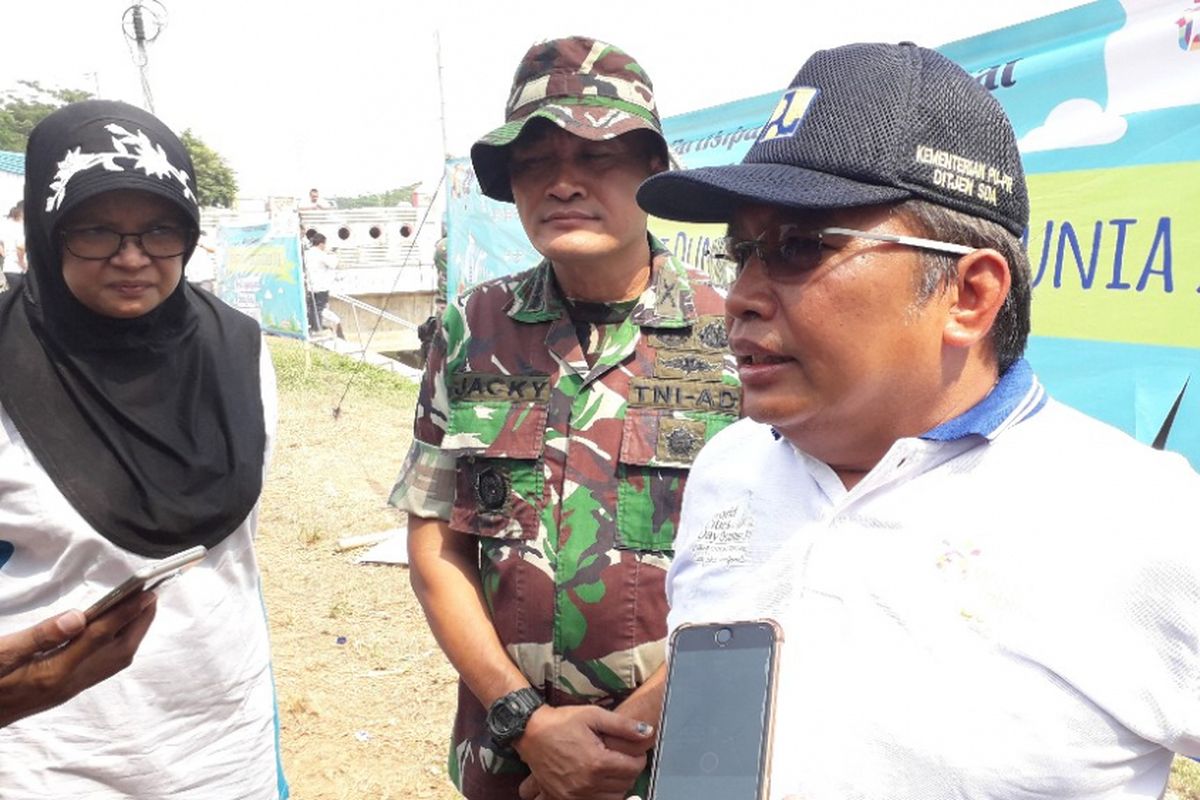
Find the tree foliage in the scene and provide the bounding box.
[0,81,93,151]
[0,82,239,209]
[333,183,421,209]
[180,129,238,208]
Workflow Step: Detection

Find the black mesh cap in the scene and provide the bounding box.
[638,42,1029,236]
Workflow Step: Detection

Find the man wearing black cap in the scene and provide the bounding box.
[640,42,1200,798]
[392,36,739,800]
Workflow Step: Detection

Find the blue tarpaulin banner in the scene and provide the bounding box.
[218,223,308,339]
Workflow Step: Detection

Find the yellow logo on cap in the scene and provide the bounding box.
[758,88,819,142]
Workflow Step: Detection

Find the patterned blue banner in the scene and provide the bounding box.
[217,223,308,339]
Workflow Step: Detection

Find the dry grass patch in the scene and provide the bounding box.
[1171,758,1200,800]
[259,337,459,800]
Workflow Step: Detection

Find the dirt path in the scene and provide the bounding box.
[258,342,459,800]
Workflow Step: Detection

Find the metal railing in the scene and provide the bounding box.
[329,291,418,331]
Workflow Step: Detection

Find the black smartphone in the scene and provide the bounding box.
[649,620,782,800]
[83,545,207,622]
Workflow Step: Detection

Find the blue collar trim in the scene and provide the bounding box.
[921,358,1046,442]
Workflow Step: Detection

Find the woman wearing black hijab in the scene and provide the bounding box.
[0,100,287,799]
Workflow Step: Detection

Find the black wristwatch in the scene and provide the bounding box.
[485,687,544,751]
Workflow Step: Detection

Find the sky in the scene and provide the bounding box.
[1,0,1087,202]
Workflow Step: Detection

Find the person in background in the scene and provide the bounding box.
[416,295,447,368]
[303,231,337,334]
[186,228,218,294]
[299,187,333,210]
[433,220,449,301]
[0,99,287,799]
[637,41,1200,800]
[301,226,318,251]
[1,201,26,293]
[391,35,740,800]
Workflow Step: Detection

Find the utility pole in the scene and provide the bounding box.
[435,30,450,160]
[83,71,102,99]
[122,1,167,113]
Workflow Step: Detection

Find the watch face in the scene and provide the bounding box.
[487,690,541,745]
[492,699,521,734]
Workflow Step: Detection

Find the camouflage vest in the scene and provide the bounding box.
[400,239,739,795]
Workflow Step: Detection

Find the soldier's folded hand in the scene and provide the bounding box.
[514,704,652,800]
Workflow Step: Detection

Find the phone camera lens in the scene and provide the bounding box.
[714,627,732,646]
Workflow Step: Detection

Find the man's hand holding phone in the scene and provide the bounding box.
[650,620,782,800]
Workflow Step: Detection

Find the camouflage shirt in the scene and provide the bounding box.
[391,237,739,797]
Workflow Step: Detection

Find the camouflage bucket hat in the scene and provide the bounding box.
[471,36,666,202]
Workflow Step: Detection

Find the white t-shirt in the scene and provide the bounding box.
[1,216,24,274]
[668,362,1200,800]
[0,344,287,800]
[304,246,337,293]
[187,241,218,284]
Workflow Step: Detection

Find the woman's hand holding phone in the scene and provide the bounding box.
[0,545,204,727]
[0,591,157,727]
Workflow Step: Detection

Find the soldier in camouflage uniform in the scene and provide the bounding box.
[433,221,449,301]
[391,36,739,800]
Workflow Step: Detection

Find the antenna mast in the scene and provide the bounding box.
[435,30,450,159]
[122,1,167,113]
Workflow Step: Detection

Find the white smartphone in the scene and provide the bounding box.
[650,619,782,800]
[83,545,207,622]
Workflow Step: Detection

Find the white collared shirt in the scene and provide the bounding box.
[668,362,1200,800]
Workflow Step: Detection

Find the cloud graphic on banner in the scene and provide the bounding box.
[1018,98,1128,153]
[463,231,490,289]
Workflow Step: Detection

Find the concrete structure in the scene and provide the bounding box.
[0,151,24,213]
[327,289,439,359]
[298,204,442,362]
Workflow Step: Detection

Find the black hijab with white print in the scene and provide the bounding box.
[0,100,265,558]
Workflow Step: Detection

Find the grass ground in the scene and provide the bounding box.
[1172,757,1200,800]
[260,337,459,800]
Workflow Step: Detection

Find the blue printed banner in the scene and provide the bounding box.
[443,159,540,302]
[940,0,1200,467]
[217,223,308,339]
[444,0,1200,467]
